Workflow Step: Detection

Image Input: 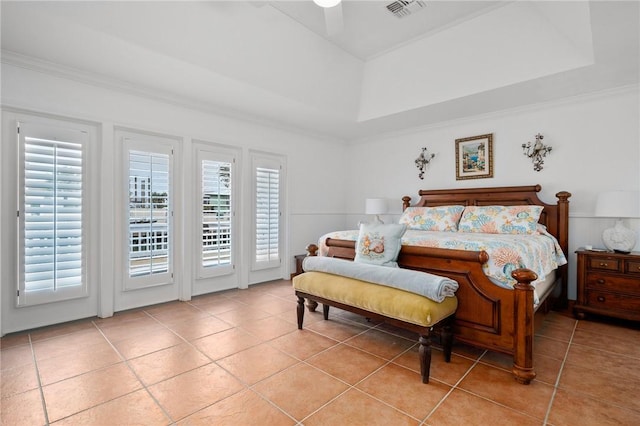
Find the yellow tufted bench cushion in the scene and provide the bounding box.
[293,272,457,327]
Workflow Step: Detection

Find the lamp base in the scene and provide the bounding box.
[602,219,636,253]
[369,215,384,225]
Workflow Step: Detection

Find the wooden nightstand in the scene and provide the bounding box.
[574,249,640,321]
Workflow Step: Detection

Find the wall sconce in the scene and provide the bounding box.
[415,147,435,180]
[522,133,552,171]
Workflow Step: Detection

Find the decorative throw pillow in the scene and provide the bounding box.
[354,223,407,267]
[399,206,465,231]
[458,205,544,235]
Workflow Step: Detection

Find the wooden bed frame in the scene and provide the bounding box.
[304,185,571,384]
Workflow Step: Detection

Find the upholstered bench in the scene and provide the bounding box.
[292,271,458,384]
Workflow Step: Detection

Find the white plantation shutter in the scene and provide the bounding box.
[254,164,281,268]
[201,159,233,271]
[18,123,88,306]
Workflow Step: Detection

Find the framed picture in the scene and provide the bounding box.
[455,133,493,180]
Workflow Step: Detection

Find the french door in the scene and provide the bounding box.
[115,129,181,311]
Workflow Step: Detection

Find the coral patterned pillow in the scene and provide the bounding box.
[399,206,465,231]
[354,223,407,267]
[458,205,543,235]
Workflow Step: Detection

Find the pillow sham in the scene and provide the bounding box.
[458,205,543,235]
[399,206,465,231]
[354,223,407,267]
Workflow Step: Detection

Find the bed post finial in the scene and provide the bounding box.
[402,196,412,211]
[306,244,318,257]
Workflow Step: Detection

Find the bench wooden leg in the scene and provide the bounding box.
[418,334,432,384]
[322,304,330,320]
[441,323,453,363]
[297,296,305,329]
[307,300,318,312]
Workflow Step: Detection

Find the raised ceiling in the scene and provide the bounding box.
[268,0,507,59]
[1,1,638,141]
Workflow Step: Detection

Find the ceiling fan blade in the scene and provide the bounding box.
[324,3,344,36]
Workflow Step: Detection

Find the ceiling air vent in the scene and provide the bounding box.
[386,0,427,18]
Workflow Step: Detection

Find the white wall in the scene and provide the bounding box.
[0,63,350,334]
[345,86,640,299]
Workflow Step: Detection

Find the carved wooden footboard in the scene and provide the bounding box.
[303,185,571,384]
[307,241,539,384]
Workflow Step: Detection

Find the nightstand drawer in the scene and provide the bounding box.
[585,290,640,312]
[588,257,620,272]
[626,260,640,275]
[586,273,640,295]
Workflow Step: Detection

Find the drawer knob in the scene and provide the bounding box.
[599,263,608,267]
[597,296,605,303]
[597,279,605,284]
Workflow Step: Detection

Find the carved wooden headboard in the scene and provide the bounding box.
[401,185,571,259]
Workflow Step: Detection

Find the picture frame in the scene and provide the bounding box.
[455,133,493,180]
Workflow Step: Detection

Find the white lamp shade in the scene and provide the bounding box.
[365,198,387,215]
[313,0,341,8]
[595,191,640,218]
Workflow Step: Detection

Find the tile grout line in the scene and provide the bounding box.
[90,320,176,425]
[139,302,300,423]
[249,333,402,424]
[248,361,336,424]
[183,290,344,424]
[542,317,579,425]
[420,349,487,425]
[28,333,51,426]
[294,343,439,424]
[136,308,274,423]
[139,310,297,424]
[260,303,461,423]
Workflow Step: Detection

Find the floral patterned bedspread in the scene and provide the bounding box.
[317,228,567,289]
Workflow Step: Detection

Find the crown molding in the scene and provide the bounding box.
[0,50,345,143]
[348,83,639,145]
[3,50,636,145]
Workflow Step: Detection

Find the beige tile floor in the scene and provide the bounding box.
[2,279,640,425]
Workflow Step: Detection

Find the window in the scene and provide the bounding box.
[122,135,174,290]
[252,154,284,271]
[200,156,233,275]
[17,121,88,306]
[129,150,170,277]
[128,150,170,277]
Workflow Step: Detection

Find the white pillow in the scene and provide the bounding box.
[354,223,407,267]
[458,205,543,234]
[399,206,465,231]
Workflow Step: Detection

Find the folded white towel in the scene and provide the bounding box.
[302,256,458,303]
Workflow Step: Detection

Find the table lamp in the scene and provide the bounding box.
[365,198,387,224]
[594,190,640,253]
